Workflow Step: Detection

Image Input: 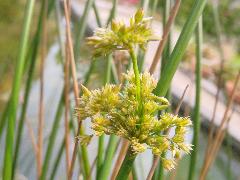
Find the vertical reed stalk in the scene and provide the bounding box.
[74,0,95,59]
[111,139,130,179]
[188,16,202,180]
[64,51,71,176]
[156,1,171,179]
[63,0,86,178]
[149,0,181,74]
[97,1,118,177]
[154,0,207,97]
[50,138,65,180]
[96,56,113,178]
[116,148,137,180]
[93,2,102,27]
[13,0,56,175]
[98,135,118,180]
[40,93,64,180]
[0,101,9,139]
[37,0,48,177]
[2,0,35,178]
[64,1,92,177]
[116,46,142,179]
[64,0,71,176]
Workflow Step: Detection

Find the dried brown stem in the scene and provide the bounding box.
[87,156,97,180]
[64,33,71,177]
[37,0,48,178]
[147,84,189,180]
[63,0,83,179]
[111,139,130,180]
[149,0,181,74]
[26,118,38,160]
[200,71,240,180]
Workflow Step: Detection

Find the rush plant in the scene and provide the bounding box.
[76,9,192,179]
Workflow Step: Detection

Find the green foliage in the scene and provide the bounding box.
[158,0,240,43]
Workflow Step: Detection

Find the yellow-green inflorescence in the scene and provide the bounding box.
[76,72,192,170]
[76,9,192,171]
[87,9,157,57]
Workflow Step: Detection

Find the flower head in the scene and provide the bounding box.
[76,71,192,170]
[87,9,157,57]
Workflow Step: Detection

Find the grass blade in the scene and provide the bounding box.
[154,0,207,97]
[188,16,202,180]
[40,93,64,180]
[2,0,36,178]
[0,101,9,139]
[74,0,95,59]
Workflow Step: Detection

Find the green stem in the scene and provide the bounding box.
[106,0,118,26]
[0,101,9,140]
[40,93,64,180]
[2,0,35,179]
[12,5,44,177]
[129,47,141,104]
[188,16,202,180]
[157,1,171,179]
[74,0,94,59]
[96,1,117,176]
[154,0,207,97]
[116,147,137,180]
[93,2,102,27]
[97,56,112,178]
[80,128,91,178]
[49,138,65,180]
[13,0,56,176]
[98,135,118,180]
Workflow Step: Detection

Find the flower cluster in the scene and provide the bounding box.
[76,72,192,170]
[87,9,155,57]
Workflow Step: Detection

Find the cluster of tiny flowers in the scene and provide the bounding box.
[87,9,155,57]
[76,72,192,170]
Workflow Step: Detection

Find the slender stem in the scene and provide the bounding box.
[116,147,137,180]
[93,2,102,27]
[40,93,64,180]
[96,1,118,176]
[64,0,71,176]
[111,139,130,179]
[37,0,48,177]
[0,101,9,139]
[26,119,38,160]
[74,0,95,59]
[64,58,71,176]
[188,16,202,180]
[97,56,113,178]
[115,47,142,180]
[154,0,207,97]
[2,0,35,178]
[157,1,171,178]
[129,47,141,104]
[13,0,51,175]
[98,135,118,180]
[50,138,65,180]
[149,0,181,74]
[106,0,118,26]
